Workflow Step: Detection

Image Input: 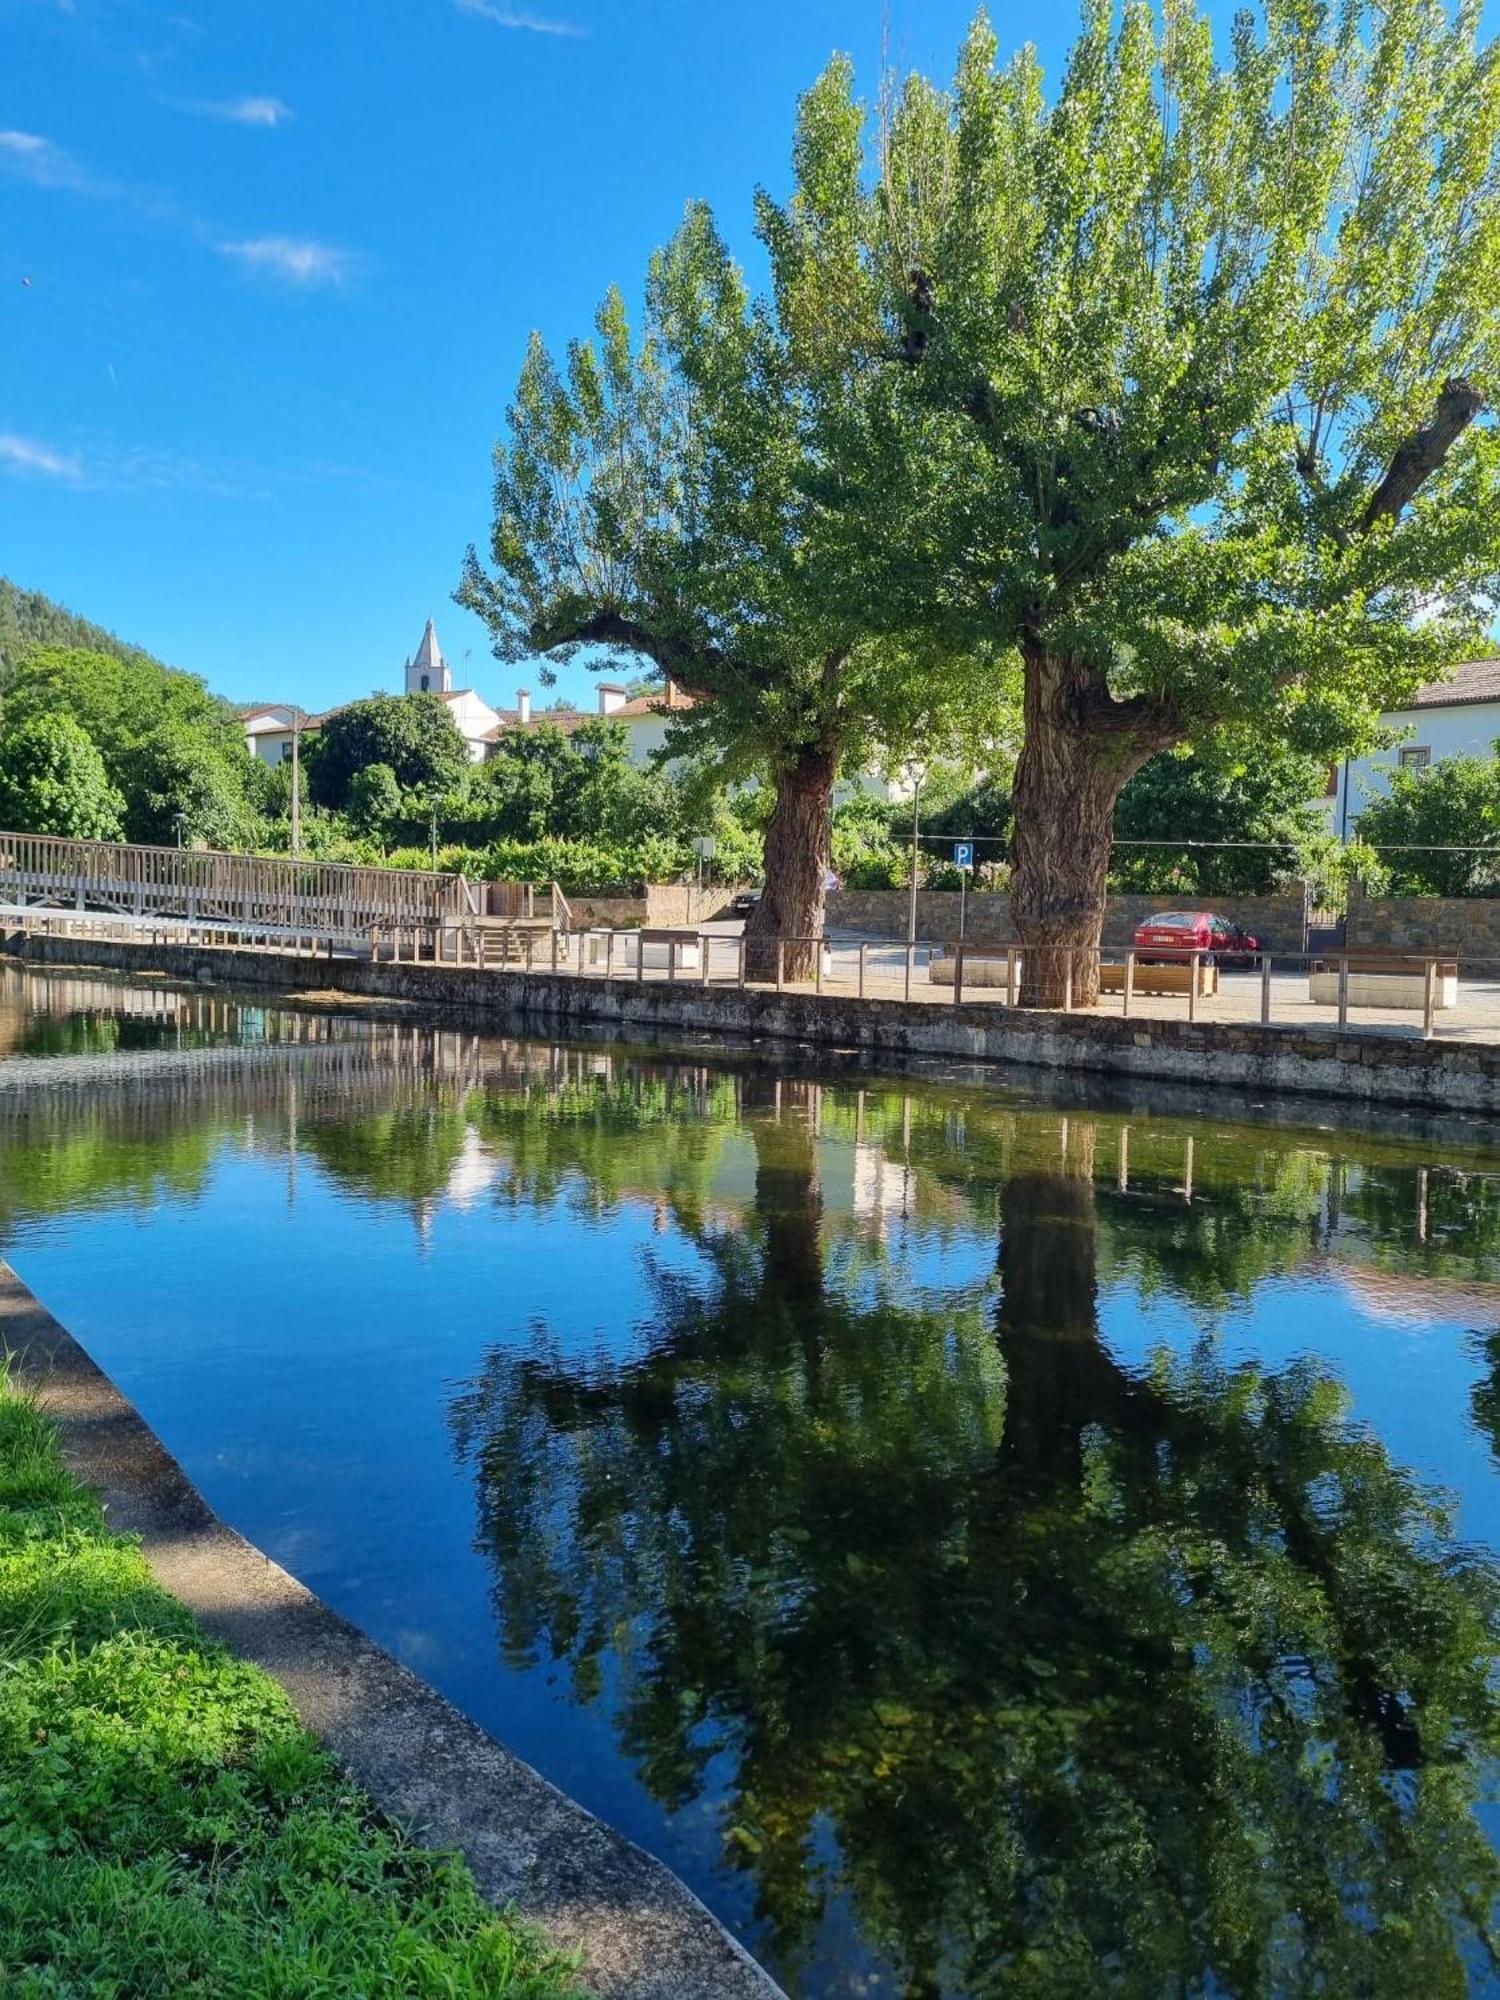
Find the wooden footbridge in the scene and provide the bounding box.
[0,831,567,959]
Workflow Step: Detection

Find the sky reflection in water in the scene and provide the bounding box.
[3,964,1500,1997]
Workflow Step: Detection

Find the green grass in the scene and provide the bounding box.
[0,1382,585,1998]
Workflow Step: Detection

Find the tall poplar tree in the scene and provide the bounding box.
[874,0,1500,998]
[460,167,999,974]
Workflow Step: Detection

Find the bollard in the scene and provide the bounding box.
[525,933,535,975]
[858,941,868,999]
[668,937,678,984]
[814,938,823,994]
[904,942,913,1003]
[1188,952,1199,1024]
[1007,947,1018,1008]
[775,939,785,992]
[1337,954,1349,1028]
[1062,958,1072,1014]
[700,932,711,987]
[606,930,615,983]
[738,935,747,988]
[637,931,646,983]
[1123,951,1135,1018]
[1261,953,1273,1026]
[551,928,559,976]
[1423,958,1437,1041]
[953,942,965,1006]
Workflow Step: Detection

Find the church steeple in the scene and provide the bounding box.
[406,618,451,696]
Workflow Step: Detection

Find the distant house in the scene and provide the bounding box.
[1331,657,1500,839]
[481,678,698,769]
[241,703,302,767]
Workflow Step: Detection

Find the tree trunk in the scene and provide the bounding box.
[1009,646,1159,1007]
[745,745,836,983]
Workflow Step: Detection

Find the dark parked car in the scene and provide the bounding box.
[731,890,761,919]
[1133,911,1261,966]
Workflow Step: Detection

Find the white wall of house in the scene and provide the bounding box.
[1332,697,1500,836]
[440,689,502,763]
[243,708,298,767]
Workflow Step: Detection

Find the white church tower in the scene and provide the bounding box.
[405,618,452,697]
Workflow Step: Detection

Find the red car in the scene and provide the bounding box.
[1133,911,1260,965]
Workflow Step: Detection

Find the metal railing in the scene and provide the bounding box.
[7,914,1493,1045]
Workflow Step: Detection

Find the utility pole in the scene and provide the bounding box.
[289,711,303,861]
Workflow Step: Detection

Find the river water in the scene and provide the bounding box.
[3,962,1499,1997]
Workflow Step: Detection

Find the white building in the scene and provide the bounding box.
[241,704,301,768]
[402,619,501,763]
[1331,657,1500,839]
[241,620,501,768]
[481,678,698,769]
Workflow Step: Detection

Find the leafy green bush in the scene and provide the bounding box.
[1354,749,1500,896]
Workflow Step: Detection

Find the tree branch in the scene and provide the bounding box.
[1357,376,1483,536]
[528,608,723,698]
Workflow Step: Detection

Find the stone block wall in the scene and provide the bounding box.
[824,889,1308,950]
[1346,895,1500,962]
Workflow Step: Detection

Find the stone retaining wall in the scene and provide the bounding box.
[564,888,742,931]
[825,889,1308,949]
[1346,894,1500,962]
[12,930,1500,1115]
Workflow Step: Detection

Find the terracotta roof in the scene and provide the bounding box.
[1406,658,1500,710]
[609,690,698,718]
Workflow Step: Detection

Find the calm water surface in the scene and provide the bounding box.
[4,962,1500,1996]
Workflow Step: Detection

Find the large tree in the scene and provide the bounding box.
[460,179,1000,975]
[867,0,1500,999]
[2,644,258,849]
[307,693,471,812]
[0,714,124,841]
[1111,739,1330,894]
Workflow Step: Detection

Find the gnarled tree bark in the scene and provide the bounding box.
[1009,646,1167,1007]
[745,744,837,984]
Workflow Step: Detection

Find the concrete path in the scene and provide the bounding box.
[0,1269,785,2000]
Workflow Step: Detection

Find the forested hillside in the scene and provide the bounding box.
[0,578,161,682]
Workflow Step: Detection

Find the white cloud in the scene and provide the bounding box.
[0,433,82,481]
[0,130,105,195]
[188,96,294,127]
[215,235,354,285]
[454,0,584,37]
[2,131,359,293]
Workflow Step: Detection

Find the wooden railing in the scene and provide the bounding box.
[0,832,472,937]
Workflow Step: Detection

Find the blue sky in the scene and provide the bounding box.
[6,1,1484,718]
[0,0,1084,713]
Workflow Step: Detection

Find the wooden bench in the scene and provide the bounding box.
[1309,952,1458,1011]
[1100,959,1218,996]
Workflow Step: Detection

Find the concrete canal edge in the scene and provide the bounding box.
[0,1268,786,2000]
[9,928,1500,1113]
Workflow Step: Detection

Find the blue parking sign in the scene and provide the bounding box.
[953,842,974,869]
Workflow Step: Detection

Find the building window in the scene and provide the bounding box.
[1399,746,1431,770]
[420,673,430,692]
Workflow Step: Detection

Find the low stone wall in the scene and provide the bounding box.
[1347,895,1500,963]
[13,931,1500,1115]
[565,887,743,931]
[826,889,1307,950]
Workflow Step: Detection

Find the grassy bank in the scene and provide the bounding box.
[0,1382,583,1998]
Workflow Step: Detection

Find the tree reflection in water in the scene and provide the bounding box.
[451,1081,1500,1999]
